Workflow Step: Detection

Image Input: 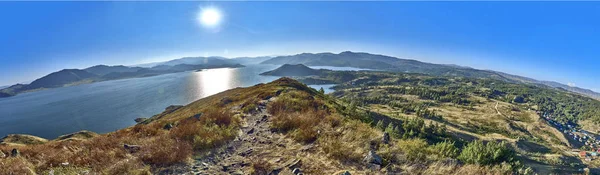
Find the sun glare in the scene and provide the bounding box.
[197,7,222,28]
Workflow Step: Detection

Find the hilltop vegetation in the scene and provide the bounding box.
[295,70,600,173]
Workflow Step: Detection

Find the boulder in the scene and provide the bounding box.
[164,105,183,113]
[382,132,390,144]
[0,150,5,158]
[124,144,141,153]
[340,171,351,175]
[286,159,302,169]
[163,123,173,130]
[190,113,203,120]
[221,97,233,105]
[292,168,302,174]
[363,150,382,165]
[11,148,19,157]
[134,118,147,123]
[247,128,255,134]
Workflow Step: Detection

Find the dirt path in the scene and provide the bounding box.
[495,102,503,116]
[186,98,306,175]
[186,98,274,175]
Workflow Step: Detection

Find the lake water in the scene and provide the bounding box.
[0,64,355,139]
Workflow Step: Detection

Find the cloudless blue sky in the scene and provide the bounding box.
[1,2,599,91]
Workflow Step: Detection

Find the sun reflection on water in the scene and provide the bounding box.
[193,68,233,98]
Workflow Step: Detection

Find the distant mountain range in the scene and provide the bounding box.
[135,56,272,68]
[3,51,598,99]
[260,51,600,99]
[0,58,244,98]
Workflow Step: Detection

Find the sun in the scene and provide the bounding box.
[197,7,222,28]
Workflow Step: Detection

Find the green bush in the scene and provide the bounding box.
[396,138,429,162]
[429,140,459,159]
[458,140,516,165]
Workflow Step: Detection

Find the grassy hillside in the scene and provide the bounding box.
[302,70,600,173]
[0,77,554,174]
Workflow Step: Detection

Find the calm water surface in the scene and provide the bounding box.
[0,64,353,138]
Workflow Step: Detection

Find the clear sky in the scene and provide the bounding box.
[0,2,599,91]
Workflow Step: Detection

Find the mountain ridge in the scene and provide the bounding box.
[0,60,245,98]
[261,51,600,99]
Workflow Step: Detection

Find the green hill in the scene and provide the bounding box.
[260,64,323,76]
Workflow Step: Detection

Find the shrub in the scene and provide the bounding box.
[242,103,258,114]
[429,140,459,159]
[271,110,327,143]
[0,157,36,175]
[171,107,240,150]
[138,135,192,166]
[268,90,328,115]
[250,159,272,175]
[104,159,151,175]
[396,138,429,162]
[458,140,516,165]
[319,120,373,163]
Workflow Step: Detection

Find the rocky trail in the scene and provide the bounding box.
[187,98,309,175]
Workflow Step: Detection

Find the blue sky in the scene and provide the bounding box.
[0,2,599,91]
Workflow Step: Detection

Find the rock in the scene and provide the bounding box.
[382,132,390,144]
[123,144,141,153]
[222,164,230,171]
[190,113,203,120]
[221,97,233,105]
[340,171,351,175]
[261,115,268,121]
[134,118,147,123]
[363,150,383,165]
[259,140,273,144]
[10,148,19,157]
[286,159,302,169]
[247,128,255,134]
[239,148,253,156]
[271,167,283,174]
[240,161,250,167]
[300,145,315,152]
[163,123,173,130]
[292,168,302,174]
[165,105,183,113]
[367,164,381,171]
[0,151,5,158]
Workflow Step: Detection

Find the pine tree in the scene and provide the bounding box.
[376,120,385,131]
[385,123,395,135]
[392,125,402,138]
[319,87,325,94]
